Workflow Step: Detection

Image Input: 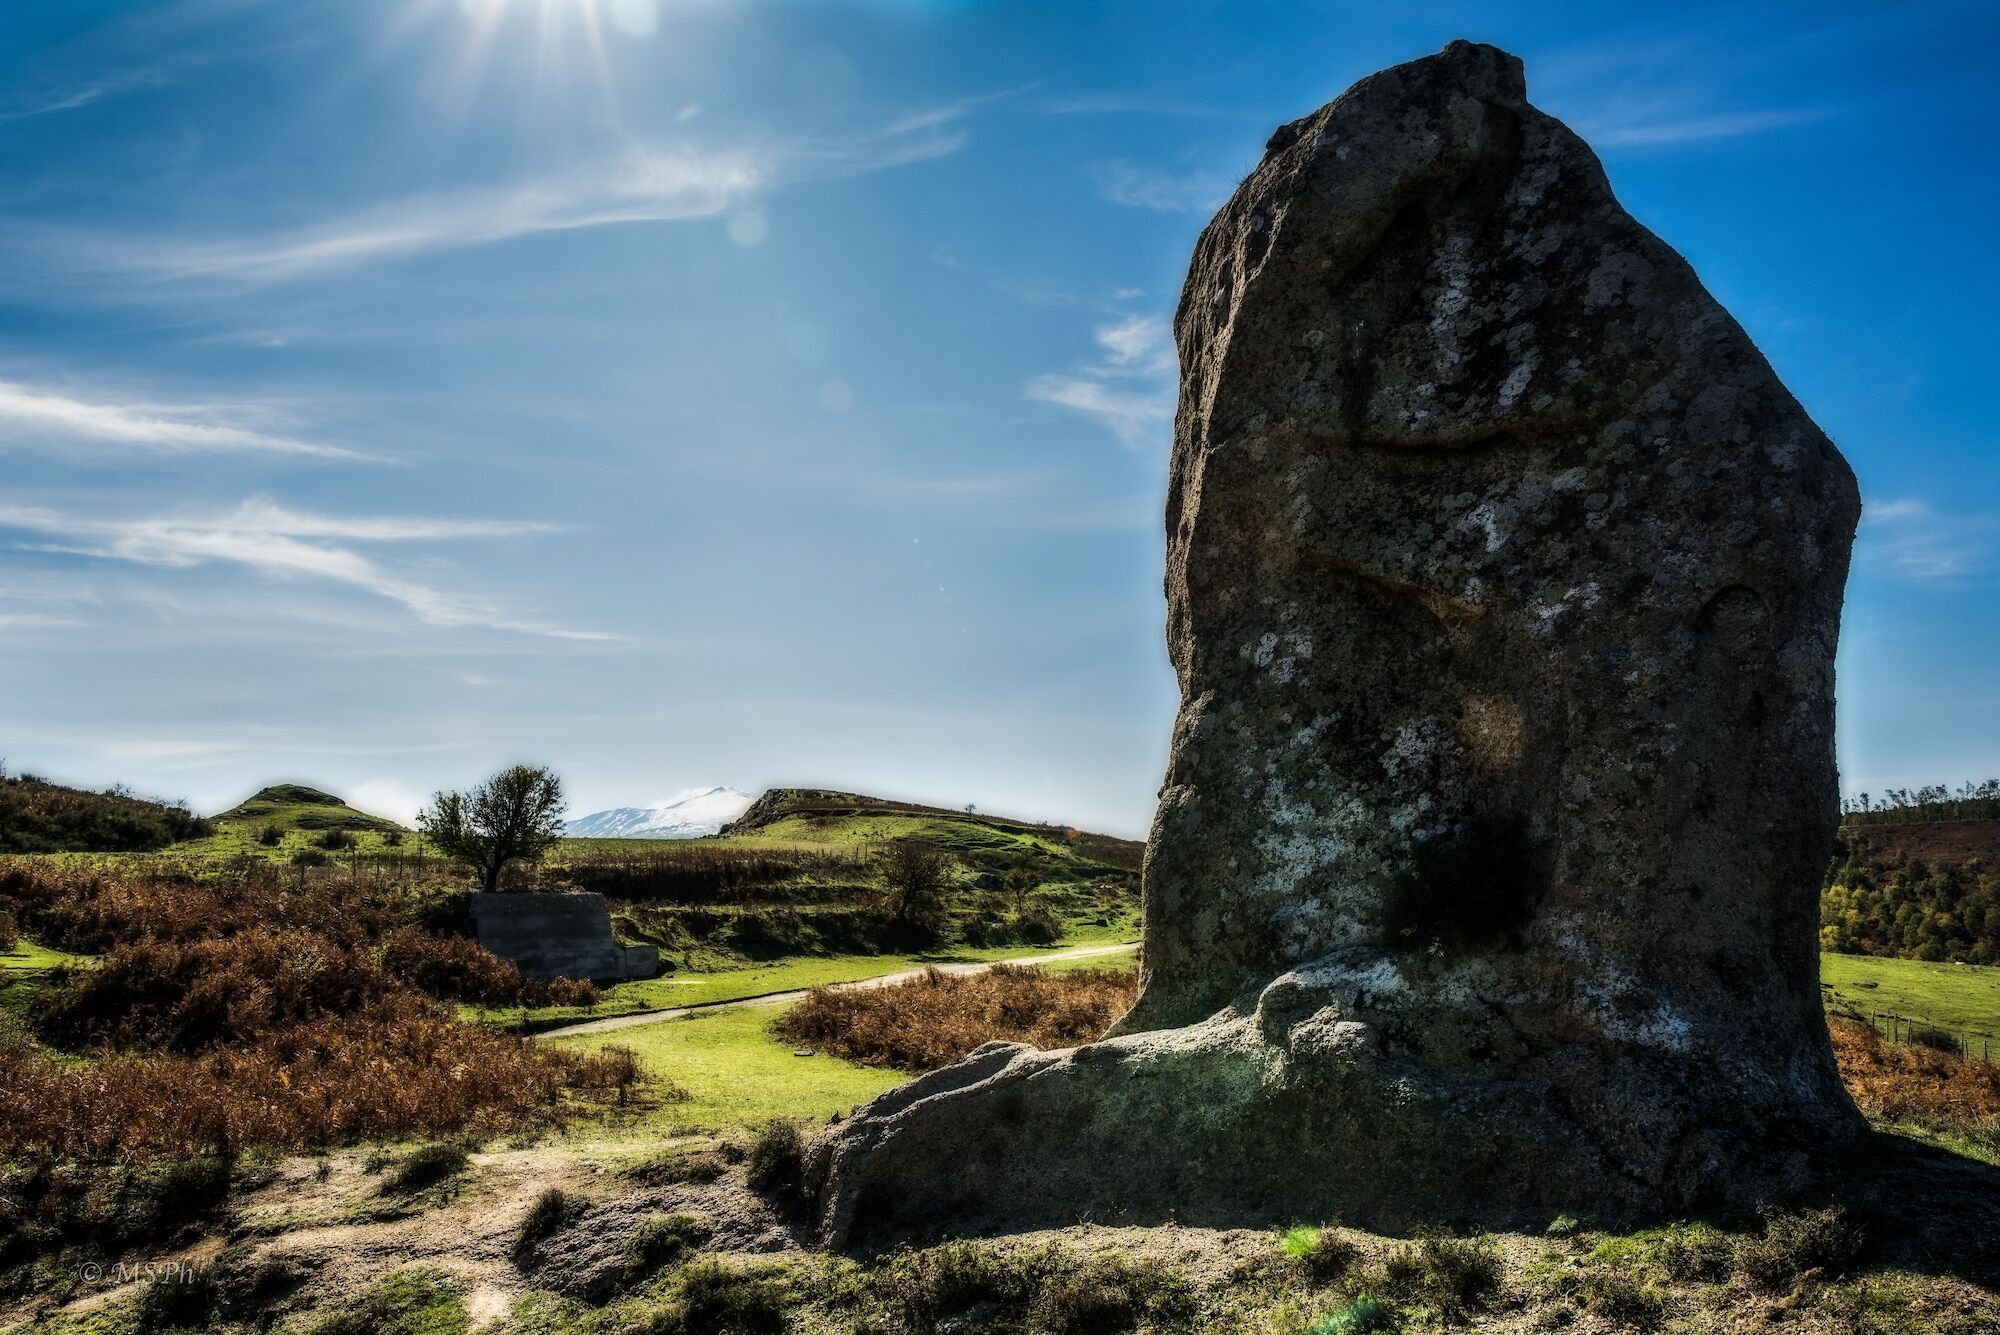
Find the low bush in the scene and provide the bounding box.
[1282,1224,1358,1284]
[1829,1017,2000,1150]
[1735,1205,1863,1291]
[647,1258,791,1335]
[1026,1251,1194,1332]
[745,1119,807,1211]
[379,928,598,1008]
[876,1240,1006,1328]
[0,860,395,955]
[36,929,399,1052]
[873,1242,1190,1335]
[0,911,15,953]
[774,964,1137,1072]
[1374,1231,1502,1322]
[513,1187,584,1265]
[0,996,656,1160]
[623,1213,711,1283]
[382,1141,470,1196]
[1576,1268,1668,1328]
[132,1267,219,1333]
[257,824,285,847]
[1654,1221,1733,1282]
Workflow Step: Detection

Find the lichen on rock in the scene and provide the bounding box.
[806,38,1864,1249]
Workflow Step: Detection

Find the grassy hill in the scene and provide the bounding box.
[0,771,212,853]
[553,787,1141,965]
[719,786,1145,870]
[178,783,413,861]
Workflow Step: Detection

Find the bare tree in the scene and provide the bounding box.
[420,765,567,893]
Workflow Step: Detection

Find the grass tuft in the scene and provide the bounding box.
[382,1142,470,1197]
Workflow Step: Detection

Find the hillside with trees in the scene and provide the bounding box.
[1824,786,2000,964]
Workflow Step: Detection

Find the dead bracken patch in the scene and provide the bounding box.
[773,964,1137,1072]
[1830,1016,2000,1149]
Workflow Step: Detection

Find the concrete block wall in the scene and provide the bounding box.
[470,890,660,982]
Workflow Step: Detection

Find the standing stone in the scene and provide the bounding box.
[806,39,1863,1248]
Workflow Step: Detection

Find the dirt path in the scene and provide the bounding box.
[540,941,1139,1040]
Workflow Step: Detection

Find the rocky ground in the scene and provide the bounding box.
[7,1126,1999,1334]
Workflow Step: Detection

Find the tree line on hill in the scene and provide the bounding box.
[1842,780,2000,825]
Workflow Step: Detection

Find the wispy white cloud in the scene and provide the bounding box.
[1581,105,1833,147]
[1857,496,1990,582]
[1027,311,1177,449]
[1092,313,1176,375]
[0,378,368,461]
[0,497,609,640]
[58,111,967,286]
[0,68,173,123]
[1040,93,1239,119]
[1092,159,1232,213]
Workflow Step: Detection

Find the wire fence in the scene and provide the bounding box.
[1830,1007,1997,1066]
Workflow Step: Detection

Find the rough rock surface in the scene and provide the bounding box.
[807,38,1863,1249]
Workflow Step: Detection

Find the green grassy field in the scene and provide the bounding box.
[549,1003,906,1143]
[1822,952,2000,1043]
[473,940,1138,1026]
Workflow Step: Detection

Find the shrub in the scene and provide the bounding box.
[257,824,284,847]
[1375,1231,1501,1322]
[623,1213,711,1283]
[1576,1269,1668,1328]
[876,1240,1006,1328]
[1735,1206,1862,1290]
[1829,1018,2000,1149]
[0,995,656,1160]
[379,928,599,1009]
[0,911,15,953]
[1283,1224,1357,1284]
[36,929,401,1052]
[513,1187,584,1265]
[1025,1251,1194,1333]
[132,1265,219,1333]
[291,849,330,868]
[0,860,396,955]
[647,1258,791,1335]
[315,829,357,852]
[774,964,1137,1072]
[745,1119,807,1210]
[382,1141,470,1196]
[1655,1221,1733,1282]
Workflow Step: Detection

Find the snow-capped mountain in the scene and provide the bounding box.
[565,787,754,839]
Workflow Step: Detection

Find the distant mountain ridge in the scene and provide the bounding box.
[565,786,752,840]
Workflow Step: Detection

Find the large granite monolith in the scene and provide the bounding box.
[806,39,1864,1248]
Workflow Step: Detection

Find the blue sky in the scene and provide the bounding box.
[0,0,1993,837]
